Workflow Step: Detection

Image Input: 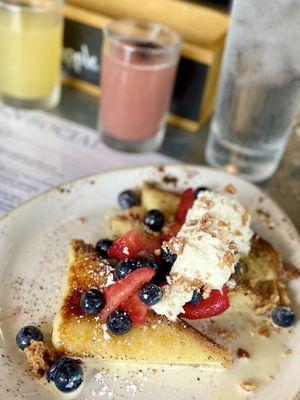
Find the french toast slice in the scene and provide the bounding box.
[52,240,231,368]
[229,237,290,313]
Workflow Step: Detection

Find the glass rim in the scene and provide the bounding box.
[104,18,182,56]
[0,0,62,12]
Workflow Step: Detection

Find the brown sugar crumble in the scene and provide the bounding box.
[257,324,270,337]
[24,340,52,379]
[223,184,237,195]
[240,381,256,392]
[237,348,250,359]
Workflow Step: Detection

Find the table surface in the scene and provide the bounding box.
[52,86,300,233]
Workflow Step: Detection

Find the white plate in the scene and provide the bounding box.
[0,164,299,400]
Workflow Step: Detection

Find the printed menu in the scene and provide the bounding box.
[0,105,174,216]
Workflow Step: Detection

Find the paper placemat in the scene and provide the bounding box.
[0,105,175,216]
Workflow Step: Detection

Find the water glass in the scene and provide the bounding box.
[99,19,181,152]
[0,0,63,109]
[205,0,300,182]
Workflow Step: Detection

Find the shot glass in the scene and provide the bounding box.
[99,19,181,152]
[0,0,63,109]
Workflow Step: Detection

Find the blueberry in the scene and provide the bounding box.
[143,209,165,232]
[160,246,177,266]
[139,284,163,306]
[107,310,132,335]
[16,325,43,350]
[194,186,209,198]
[80,289,105,315]
[95,239,113,258]
[118,190,138,209]
[46,357,80,382]
[234,262,244,274]
[271,306,295,328]
[54,361,84,393]
[115,257,159,280]
[189,290,202,305]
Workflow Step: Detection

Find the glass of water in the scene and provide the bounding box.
[0,0,63,109]
[205,0,300,182]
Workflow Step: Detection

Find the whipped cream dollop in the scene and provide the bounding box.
[152,184,253,321]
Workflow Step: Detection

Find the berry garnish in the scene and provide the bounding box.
[118,190,138,209]
[143,209,165,232]
[189,290,202,305]
[139,283,163,306]
[271,306,295,328]
[108,228,161,260]
[80,289,105,315]
[234,261,244,274]
[175,188,194,224]
[95,239,113,258]
[162,221,181,242]
[115,257,159,280]
[160,246,177,267]
[181,286,229,320]
[46,357,80,382]
[53,360,84,393]
[16,326,43,350]
[194,186,209,198]
[100,267,155,321]
[122,291,149,324]
[107,310,132,335]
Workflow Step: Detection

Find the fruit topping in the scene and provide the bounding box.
[52,359,84,393]
[115,257,159,280]
[122,291,148,324]
[160,246,177,267]
[175,188,194,225]
[46,357,81,383]
[108,228,161,260]
[80,288,105,315]
[181,286,229,320]
[118,190,138,209]
[271,306,295,328]
[143,209,165,232]
[140,283,163,306]
[194,186,209,198]
[107,310,132,335]
[100,267,155,321]
[189,289,202,305]
[162,221,181,241]
[16,326,43,350]
[95,239,113,258]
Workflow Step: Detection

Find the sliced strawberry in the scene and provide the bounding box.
[108,228,161,260]
[162,221,181,242]
[122,291,148,325]
[100,267,155,321]
[180,286,229,320]
[175,188,194,225]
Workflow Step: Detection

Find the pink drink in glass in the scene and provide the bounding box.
[99,20,181,152]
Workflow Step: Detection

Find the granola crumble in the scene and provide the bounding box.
[237,348,250,358]
[240,381,255,392]
[24,340,52,379]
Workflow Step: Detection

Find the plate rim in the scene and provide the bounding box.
[0,163,299,240]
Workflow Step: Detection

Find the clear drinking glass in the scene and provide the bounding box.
[205,0,300,182]
[0,0,63,109]
[99,19,181,152]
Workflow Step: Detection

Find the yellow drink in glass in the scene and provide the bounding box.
[0,1,63,108]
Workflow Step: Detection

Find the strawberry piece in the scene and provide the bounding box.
[175,188,194,225]
[180,286,229,320]
[108,228,161,260]
[100,267,155,321]
[122,291,148,325]
[162,221,181,242]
